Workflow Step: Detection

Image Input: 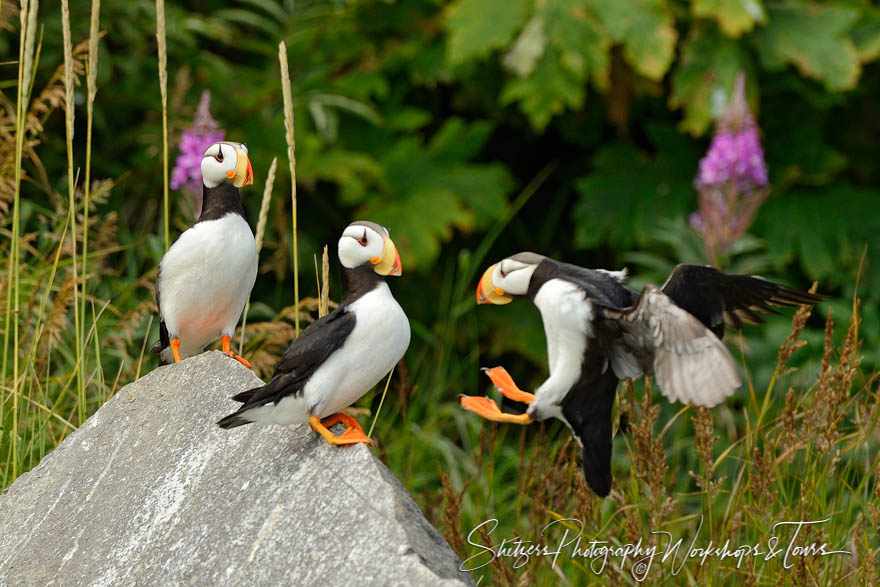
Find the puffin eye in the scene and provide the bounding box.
[358,230,368,246]
[215,144,224,162]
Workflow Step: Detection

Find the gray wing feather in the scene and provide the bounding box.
[600,285,741,407]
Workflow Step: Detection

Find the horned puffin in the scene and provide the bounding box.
[462,254,821,496]
[217,221,410,446]
[150,141,257,367]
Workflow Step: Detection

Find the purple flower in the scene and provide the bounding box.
[691,73,769,263]
[171,90,225,216]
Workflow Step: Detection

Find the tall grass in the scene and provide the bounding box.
[0,6,876,586]
[155,0,169,251]
[61,0,83,424]
[279,41,299,337]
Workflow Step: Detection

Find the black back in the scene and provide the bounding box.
[528,259,639,309]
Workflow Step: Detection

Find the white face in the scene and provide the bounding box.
[492,257,539,296]
[201,142,248,188]
[338,223,388,269]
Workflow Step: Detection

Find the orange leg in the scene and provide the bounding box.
[221,335,252,368]
[309,414,374,446]
[460,395,532,424]
[171,338,182,362]
[482,366,535,404]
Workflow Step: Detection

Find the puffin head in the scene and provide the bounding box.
[201,142,254,189]
[338,221,402,277]
[476,252,545,305]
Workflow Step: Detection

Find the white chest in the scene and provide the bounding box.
[530,279,594,416]
[158,213,257,354]
[306,283,411,418]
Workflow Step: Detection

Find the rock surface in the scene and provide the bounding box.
[0,351,471,586]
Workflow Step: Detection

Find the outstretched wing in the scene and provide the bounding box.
[661,264,821,339]
[217,307,356,428]
[598,285,741,407]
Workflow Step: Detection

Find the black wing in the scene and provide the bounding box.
[149,266,170,363]
[661,264,822,339]
[217,306,356,428]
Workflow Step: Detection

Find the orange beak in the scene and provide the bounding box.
[372,235,402,277]
[476,264,512,305]
[232,148,254,188]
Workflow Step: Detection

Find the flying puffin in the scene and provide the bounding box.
[150,141,257,367]
[461,253,821,496]
[217,221,410,446]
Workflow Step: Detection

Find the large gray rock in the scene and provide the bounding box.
[0,351,470,586]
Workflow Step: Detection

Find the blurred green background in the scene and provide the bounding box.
[3,0,880,582]
[11,0,879,366]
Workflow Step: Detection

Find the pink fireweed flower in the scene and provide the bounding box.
[170,90,226,217]
[691,73,769,263]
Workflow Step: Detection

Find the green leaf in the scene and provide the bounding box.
[572,124,702,250]
[297,136,384,206]
[501,46,584,130]
[445,0,531,65]
[751,2,861,91]
[850,5,880,62]
[692,0,767,38]
[543,0,610,88]
[670,24,756,135]
[587,0,677,80]
[362,186,475,269]
[357,119,512,268]
[500,1,610,129]
[754,185,880,289]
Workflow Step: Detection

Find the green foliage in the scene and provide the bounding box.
[752,2,862,91]
[587,0,678,81]
[445,0,531,66]
[572,125,702,249]
[692,0,767,38]
[3,0,880,583]
[671,23,756,135]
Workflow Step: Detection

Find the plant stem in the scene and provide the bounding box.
[156,0,169,251]
[279,41,299,337]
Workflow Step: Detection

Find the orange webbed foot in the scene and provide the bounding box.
[221,335,252,369]
[482,366,535,404]
[309,414,374,446]
[460,395,532,425]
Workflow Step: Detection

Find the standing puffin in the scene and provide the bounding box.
[461,253,821,496]
[151,141,256,367]
[217,221,410,446]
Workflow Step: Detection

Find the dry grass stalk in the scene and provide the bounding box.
[320,245,330,318]
[237,156,277,354]
[61,0,86,422]
[780,387,798,461]
[775,282,818,373]
[81,0,101,355]
[690,406,717,492]
[254,157,277,255]
[278,41,300,336]
[749,444,773,509]
[630,377,668,506]
[440,473,469,557]
[155,0,169,249]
